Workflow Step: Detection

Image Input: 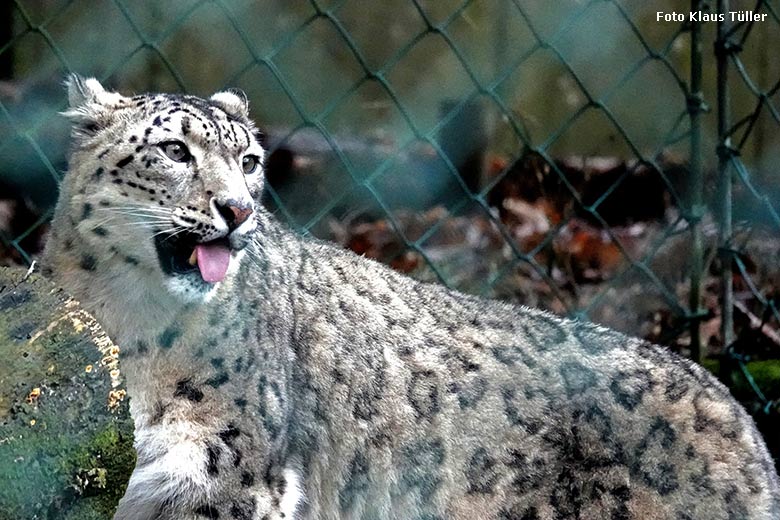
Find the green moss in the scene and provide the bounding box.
[699,357,780,399]
[0,406,134,519]
[701,357,720,376]
[65,420,136,518]
[746,359,780,399]
[711,358,780,413]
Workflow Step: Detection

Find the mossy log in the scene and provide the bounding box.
[0,267,133,520]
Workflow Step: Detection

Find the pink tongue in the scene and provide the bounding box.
[195,243,231,283]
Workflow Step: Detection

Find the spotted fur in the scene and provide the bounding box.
[43,76,779,519]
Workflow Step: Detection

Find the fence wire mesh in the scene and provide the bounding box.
[0,0,778,457]
[715,0,780,456]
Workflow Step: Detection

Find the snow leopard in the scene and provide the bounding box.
[41,75,779,520]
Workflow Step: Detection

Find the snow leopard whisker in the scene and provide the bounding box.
[92,216,172,231]
[96,208,173,220]
[151,226,190,240]
[80,215,162,234]
[97,214,174,229]
[153,226,198,244]
[102,203,173,212]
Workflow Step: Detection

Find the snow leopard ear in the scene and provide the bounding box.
[65,74,107,108]
[210,88,250,121]
[62,74,127,139]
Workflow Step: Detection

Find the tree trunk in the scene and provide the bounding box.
[0,267,133,520]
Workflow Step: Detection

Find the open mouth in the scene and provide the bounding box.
[154,232,232,284]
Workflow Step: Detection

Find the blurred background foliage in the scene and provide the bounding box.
[1,0,779,464]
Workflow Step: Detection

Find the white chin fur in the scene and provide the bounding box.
[165,275,220,303]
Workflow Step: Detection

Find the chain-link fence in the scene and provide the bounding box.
[714,0,780,459]
[1,0,778,458]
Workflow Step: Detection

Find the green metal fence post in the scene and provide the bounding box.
[716,0,734,347]
[688,0,704,363]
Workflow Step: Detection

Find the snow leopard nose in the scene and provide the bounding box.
[214,199,253,231]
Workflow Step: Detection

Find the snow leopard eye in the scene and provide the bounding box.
[242,154,260,175]
[159,140,191,163]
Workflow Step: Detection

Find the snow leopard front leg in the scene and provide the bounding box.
[111,357,302,520]
[113,418,300,520]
